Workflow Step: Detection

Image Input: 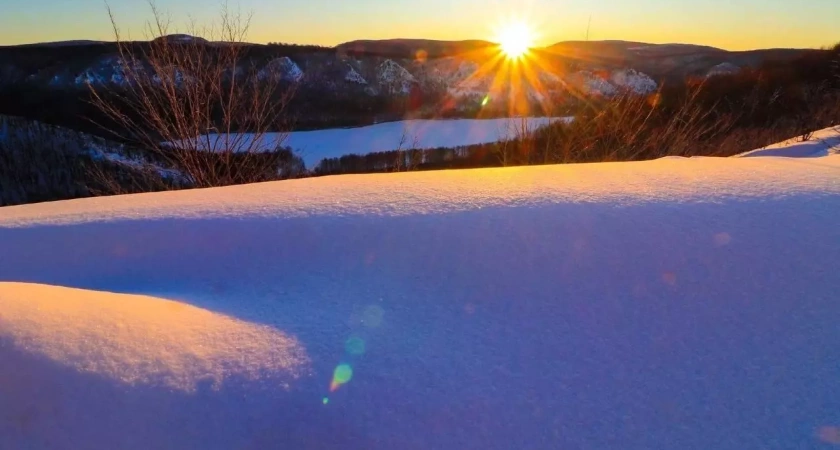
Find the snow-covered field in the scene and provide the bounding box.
[2,131,840,449]
[190,117,569,168]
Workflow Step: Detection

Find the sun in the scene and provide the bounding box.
[496,21,534,59]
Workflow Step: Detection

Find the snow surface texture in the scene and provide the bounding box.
[1,135,840,449]
[191,117,568,168]
[0,283,308,391]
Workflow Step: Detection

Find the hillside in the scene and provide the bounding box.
[1,133,839,449]
[0,37,816,131]
[336,38,497,58]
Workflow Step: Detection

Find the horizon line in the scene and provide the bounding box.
[0,36,825,53]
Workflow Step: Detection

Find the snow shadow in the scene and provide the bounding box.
[0,341,370,450]
[1,195,840,448]
[740,130,840,158]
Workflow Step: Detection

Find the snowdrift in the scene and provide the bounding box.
[1,135,840,449]
[0,283,308,391]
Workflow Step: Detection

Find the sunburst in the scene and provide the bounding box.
[496,21,535,59]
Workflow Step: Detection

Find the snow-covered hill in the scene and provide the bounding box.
[1,131,839,449]
[374,59,417,95]
[14,45,660,106]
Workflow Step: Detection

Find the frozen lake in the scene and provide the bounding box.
[197,117,570,168]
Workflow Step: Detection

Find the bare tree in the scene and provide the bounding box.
[393,125,421,171]
[90,1,298,188]
[494,116,535,166]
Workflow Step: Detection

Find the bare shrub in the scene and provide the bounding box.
[494,117,537,166]
[520,86,739,164]
[90,1,299,188]
[525,77,840,162]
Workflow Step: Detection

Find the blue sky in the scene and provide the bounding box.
[1,0,838,50]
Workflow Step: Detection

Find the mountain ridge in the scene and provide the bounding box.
[0,35,823,133]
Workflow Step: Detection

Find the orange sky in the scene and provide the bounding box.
[2,0,838,50]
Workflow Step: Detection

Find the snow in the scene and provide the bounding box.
[376,59,415,95]
[1,134,840,449]
[738,126,840,158]
[72,57,143,87]
[0,114,178,181]
[427,59,565,104]
[566,69,656,97]
[165,34,198,43]
[430,59,488,98]
[86,144,182,180]
[187,117,569,168]
[570,71,619,97]
[0,283,308,391]
[345,67,368,84]
[74,70,106,86]
[707,62,741,78]
[258,57,304,82]
[610,69,657,94]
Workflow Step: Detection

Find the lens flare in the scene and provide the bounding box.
[345,336,366,355]
[362,305,384,328]
[330,364,353,392]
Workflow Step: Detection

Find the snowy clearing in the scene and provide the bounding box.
[1,135,840,449]
[183,117,570,168]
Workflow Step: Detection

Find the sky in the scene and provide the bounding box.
[1,0,838,50]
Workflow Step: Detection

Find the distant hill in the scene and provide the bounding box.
[152,34,210,45]
[1,40,106,49]
[547,40,725,57]
[542,40,811,81]
[0,35,824,135]
[336,39,497,58]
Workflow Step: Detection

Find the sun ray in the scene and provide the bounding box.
[425,17,593,126]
